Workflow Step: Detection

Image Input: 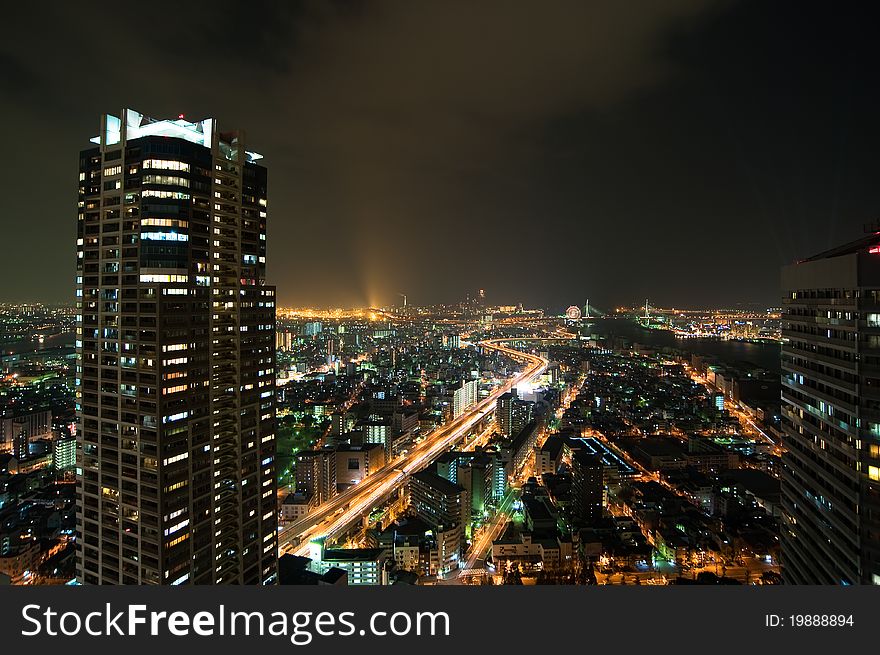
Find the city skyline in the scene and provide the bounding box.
[4,1,880,309]
[5,220,880,587]
[1,1,879,593]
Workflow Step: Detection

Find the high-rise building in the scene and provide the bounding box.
[496,390,517,437]
[296,448,337,504]
[75,109,277,585]
[490,449,511,503]
[507,420,541,475]
[53,436,77,471]
[571,450,603,526]
[363,420,391,457]
[303,321,322,337]
[451,378,479,419]
[496,390,534,439]
[443,334,461,349]
[780,235,880,585]
[407,469,466,573]
[1,408,52,459]
[435,450,492,518]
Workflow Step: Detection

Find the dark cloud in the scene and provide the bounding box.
[0,51,38,92]
[1,1,877,310]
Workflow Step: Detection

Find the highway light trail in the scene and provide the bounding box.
[278,339,548,558]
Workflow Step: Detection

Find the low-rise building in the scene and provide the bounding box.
[309,539,391,586]
[280,490,318,523]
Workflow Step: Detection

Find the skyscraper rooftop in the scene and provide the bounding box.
[89,108,263,162]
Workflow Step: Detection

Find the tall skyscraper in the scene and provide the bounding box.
[781,235,880,585]
[75,109,277,585]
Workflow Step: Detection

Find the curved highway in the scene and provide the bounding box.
[278,339,548,557]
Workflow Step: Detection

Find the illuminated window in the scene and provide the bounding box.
[142,218,188,228]
[141,231,188,241]
[870,466,880,482]
[166,533,189,548]
[163,452,189,465]
[164,519,190,536]
[143,174,190,187]
[139,274,188,283]
[141,189,190,200]
[143,159,190,172]
[164,480,188,493]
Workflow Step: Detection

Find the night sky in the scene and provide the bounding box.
[2,0,880,311]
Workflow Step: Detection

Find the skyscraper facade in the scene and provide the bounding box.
[75,110,277,585]
[781,235,880,585]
